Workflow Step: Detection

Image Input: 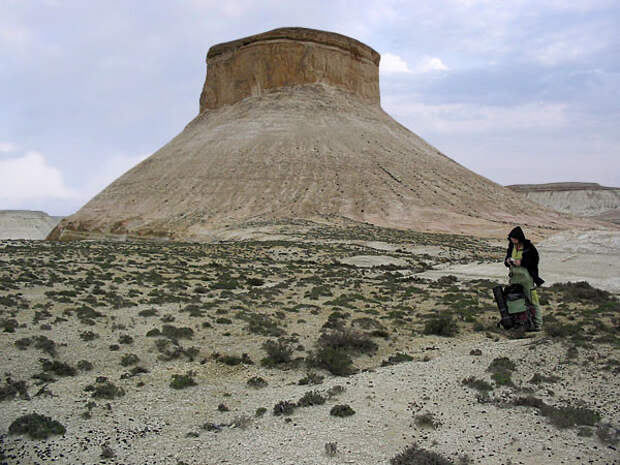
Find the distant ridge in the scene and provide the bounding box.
[508,183,620,225]
[0,210,63,240]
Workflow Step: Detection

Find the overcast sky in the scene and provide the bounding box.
[1,0,619,216]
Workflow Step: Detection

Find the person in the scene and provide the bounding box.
[504,226,544,331]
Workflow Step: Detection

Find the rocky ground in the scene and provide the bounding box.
[1,222,618,464]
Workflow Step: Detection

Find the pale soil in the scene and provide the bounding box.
[0,226,618,465]
[419,229,620,293]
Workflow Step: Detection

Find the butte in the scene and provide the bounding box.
[48,27,578,241]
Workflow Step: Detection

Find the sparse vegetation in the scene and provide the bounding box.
[330,404,355,417]
[170,373,197,390]
[9,413,66,439]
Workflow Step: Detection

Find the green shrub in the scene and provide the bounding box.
[246,376,268,388]
[423,315,458,337]
[297,390,326,407]
[330,404,355,417]
[261,340,293,367]
[382,353,413,366]
[390,443,456,465]
[120,353,140,367]
[273,400,296,416]
[9,413,65,439]
[161,324,194,340]
[307,346,354,376]
[40,359,76,377]
[170,373,196,389]
[318,327,378,354]
[461,376,493,393]
[298,372,324,385]
[88,381,125,399]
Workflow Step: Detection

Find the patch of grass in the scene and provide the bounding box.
[487,357,516,387]
[330,404,355,417]
[423,315,458,337]
[9,413,66,439]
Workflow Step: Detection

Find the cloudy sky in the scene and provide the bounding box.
[1,0,619,216]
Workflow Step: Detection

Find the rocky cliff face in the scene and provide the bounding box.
[0,210,62,240]
[199,27,380,112]
[508,183,620,224]
[49,28,590,242]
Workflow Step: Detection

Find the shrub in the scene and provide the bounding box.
[307,347,354,377]
[80,331,99,341]
[255,407,267,417]
[330,404,355,417]
[273,400,296,416]
[461,376,493,393]
[40,359,76,377]
[217,403,229,412]
[382,353,413,367]
[9,413,66,439]
[247,277,264,286]
[88,381,125,399]
[261,340,293,367]
[120,353,140,367]
[138,308,158,317]
[161,324,194,340]
[414,412,442,429]
[244,313,284,337]
[487,357,516,387]
[217,353,253,366]
[318,328,378,354]
[33,336,56,357]
[298,372,324,386]
[119,335,134,344]
[512,396,601,428]
[390,443,456,465]
[246,376,268,388]
[297,390,326,407]
[0,379,28,402]
[423,315,458,337]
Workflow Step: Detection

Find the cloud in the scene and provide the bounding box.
[0,142,16,152]
[381,53,413,74]
[0,151,78,202]
[381,53,449,75]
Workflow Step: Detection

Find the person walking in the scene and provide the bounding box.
[504,226,544,331]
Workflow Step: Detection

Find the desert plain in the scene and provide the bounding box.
[1,220,618,465]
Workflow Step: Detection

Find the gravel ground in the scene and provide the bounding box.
[2,334,618,465]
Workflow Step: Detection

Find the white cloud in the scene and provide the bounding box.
[381,53,449,75]
[381,53,413,74]
[0,142,16,152]
[418,56,449,73]
[0,151,78,202]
